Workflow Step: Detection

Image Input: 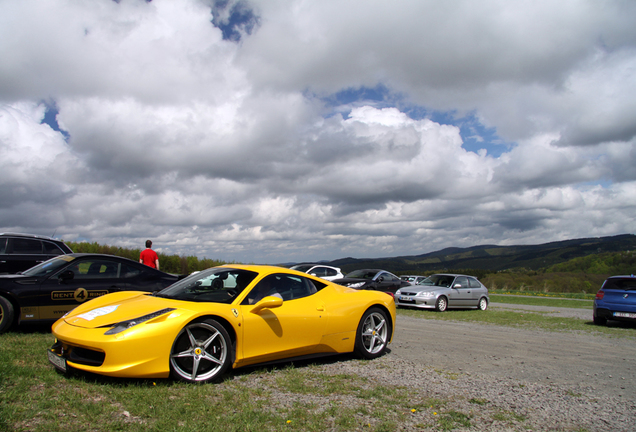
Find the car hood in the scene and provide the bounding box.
[398,285,439,294]
[62,291,195,329]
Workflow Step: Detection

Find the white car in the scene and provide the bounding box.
[290,264,344,281]
[400,275,427,285]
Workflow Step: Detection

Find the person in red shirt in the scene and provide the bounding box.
[139,240,160,270]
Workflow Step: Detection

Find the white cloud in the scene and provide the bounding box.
[0,0,635,264]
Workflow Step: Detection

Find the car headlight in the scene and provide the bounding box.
[395,290,402,296]
[417,291,435,297]
[104,308,176,335]
[347,282,365,288]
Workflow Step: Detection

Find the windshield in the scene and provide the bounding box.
[21,255,76,277]
[416,275,455,288]
[156,268,258,303]
[345,269,380,280]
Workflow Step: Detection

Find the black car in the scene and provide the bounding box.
[0,253,185,333]
[0,233,73,274]
[331,269,410,296]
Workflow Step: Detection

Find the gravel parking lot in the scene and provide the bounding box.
[381,304,636,430]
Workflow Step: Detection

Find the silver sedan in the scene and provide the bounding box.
[395,274,489,312]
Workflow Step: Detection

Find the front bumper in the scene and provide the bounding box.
[395,295,436,309]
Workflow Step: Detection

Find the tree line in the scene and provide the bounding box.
[65,241,228,275]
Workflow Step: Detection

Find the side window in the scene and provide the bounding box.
[324,268,337,277]
[11,238,43,254]
[384,273,400,283]
[468,277,481,288]
[242,274,325,305]
[454,277,469,288]
[312,267,326,277]
[121,263,142,278]
[66,260,121,279]
[0,238,6,254]
[43,241,65,255]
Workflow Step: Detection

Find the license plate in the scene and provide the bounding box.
[47,350,67,372]
[399,296,412,301]
[613,312,636,319]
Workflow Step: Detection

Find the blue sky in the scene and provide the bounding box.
[2,0,635,264]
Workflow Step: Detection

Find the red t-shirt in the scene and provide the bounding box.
[140,248,159,268]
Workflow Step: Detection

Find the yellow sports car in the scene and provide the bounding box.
[48,264,396,383]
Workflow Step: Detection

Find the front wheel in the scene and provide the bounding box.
[0,296,14,334]
[435,296,448,312]
[354,307,391,359]
[170,319,232,383]
[478,297,488,311]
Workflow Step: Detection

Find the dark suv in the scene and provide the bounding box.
[0,233,73,274]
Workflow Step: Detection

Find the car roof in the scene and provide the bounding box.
[0,232,63,242]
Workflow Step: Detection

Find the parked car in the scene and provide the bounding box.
[0,253,185,333]
[400,275,427,285]
[47,264,396,383]
[394,273,489,312]
[332,269,411,296]
[593,275,636,326]
[0,233,73,274]
[290,264,344,281]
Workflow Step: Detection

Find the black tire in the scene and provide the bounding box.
[169,319,232,383]
[0,296,15,334]
[435,296,448,312]
[478,297,488,311]
[354,307,391,359]
[593,314,607,326]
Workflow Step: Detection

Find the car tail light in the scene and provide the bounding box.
[595,290,604,300]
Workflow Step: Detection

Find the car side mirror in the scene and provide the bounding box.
[58,270,74,283]
[377,276,384,283]
[250,295,283,313]
[453,283,461,289]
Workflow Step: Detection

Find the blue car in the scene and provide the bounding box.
[593,275,636,326]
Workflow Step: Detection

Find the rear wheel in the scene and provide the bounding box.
[593,314,607,326]
[354,307,390,359]
[435,296,448,312]
[0,296,14,334]
[478,297,488,311]
[169,319,232,383]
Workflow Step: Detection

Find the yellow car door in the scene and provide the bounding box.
[238,273,326,364]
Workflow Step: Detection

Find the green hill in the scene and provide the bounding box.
[326,234,636,275]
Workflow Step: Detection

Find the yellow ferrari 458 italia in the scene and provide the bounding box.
[48,264,396,383]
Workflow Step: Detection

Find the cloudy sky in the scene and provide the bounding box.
[1,0,635,264]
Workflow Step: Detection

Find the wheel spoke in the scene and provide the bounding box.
[172,348,194,359]
[190,356,201,380]
[202,331,219,350]
[186,327,197,347]
[202,351,224,365]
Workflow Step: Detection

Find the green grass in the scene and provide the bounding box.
[490,294,593,309]
[489,289,595,300]
[0,331,467,432]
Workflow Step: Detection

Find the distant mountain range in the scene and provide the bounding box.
[316,234,636,275]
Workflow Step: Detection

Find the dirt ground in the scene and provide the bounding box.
[391,303,636,400]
